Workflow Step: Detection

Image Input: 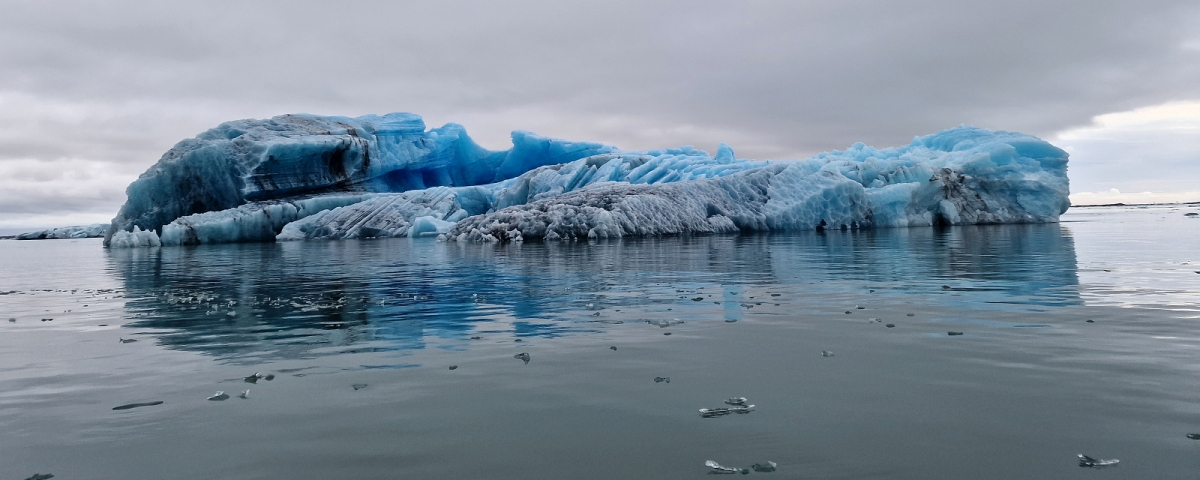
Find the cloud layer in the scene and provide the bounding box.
[2,1,1199,231]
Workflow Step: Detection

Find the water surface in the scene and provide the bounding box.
[1,204,1198,479]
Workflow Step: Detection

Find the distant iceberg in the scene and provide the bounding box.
[105,112,1070,247]
[18,223,108,240]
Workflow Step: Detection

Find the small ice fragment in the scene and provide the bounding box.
[23,474,54,480]
[119,338,137,343]
[244,373,260,383]
[654,377,670,383]
[352,384,368,390]
[705,460,741,474]
[856,305,865,309]
[514,352,531,364]
[238,390,250,399]
[1077,454,1119,467]
[947,331,964,336]
[886,324,895,328]
[1187,433,1200,440]
[112,401,163,410]
[226,311,236,317]
[724,397,748,406]
[586,303,594,308]
[751,461,777,472]
[448,365,458,370]
[207,391,229,401]
[821,350,834,357]
[610,346,617,351]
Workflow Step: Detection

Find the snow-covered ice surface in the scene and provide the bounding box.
[16,224,108,240]
[104,112,1069,247]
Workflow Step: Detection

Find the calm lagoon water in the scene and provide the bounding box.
[1,204,1199,479]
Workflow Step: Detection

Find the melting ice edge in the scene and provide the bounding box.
[104,112,1070,247]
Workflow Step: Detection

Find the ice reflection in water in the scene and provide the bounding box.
[105,224,1082,361]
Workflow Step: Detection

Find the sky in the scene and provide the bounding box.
[1,0,1199,233]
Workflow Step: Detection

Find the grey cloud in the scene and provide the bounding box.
[0,0,1198,226]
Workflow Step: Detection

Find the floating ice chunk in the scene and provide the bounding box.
[724,397,748,406]
[107,226,161,248]
[352,384,368,391]
[822,350,835,357]
[700,405,755,418]
[207,391,229,401]
[513,352,531,364]
[705,460,745,474]
[654,377,671,383]
[238,390,250,399]
[1077,454,1119,467]
[16,223,107,240]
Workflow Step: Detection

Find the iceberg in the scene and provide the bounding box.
[17,223,108,240]
[104,112,1070,247]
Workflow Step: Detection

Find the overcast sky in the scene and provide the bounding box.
[2,0,1198,233]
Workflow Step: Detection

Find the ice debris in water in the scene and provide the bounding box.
[448,365,458,370]
[1187,433,1200,440]
[701,399,755,418]
[119,338,137,343]
[610,346,617,351]
[103,113,1069,247]
[647,319,684,328]
[23,474,54,480]
[352,384,368,391]
[238,390,250,399]
[1077,454,1119,468]
[751,461,778,472]
[514,352,531,364]
[244,372,274,383]
[705,460,747,475]
[654,377,671,383]
[16,223,107,240]
[822,350,835,357]
[207,391,229,401]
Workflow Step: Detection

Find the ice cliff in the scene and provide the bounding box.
[105,112,1070,247]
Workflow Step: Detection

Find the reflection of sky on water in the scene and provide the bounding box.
[108,223,1080,360]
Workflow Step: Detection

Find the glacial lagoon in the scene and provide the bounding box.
[2,205,1199,479]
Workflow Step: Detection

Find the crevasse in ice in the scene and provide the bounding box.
[104,112,1070,247]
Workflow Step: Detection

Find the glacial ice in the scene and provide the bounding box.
[104,112,1070,247]
[105,112,613,245]
[17,223,108,240]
